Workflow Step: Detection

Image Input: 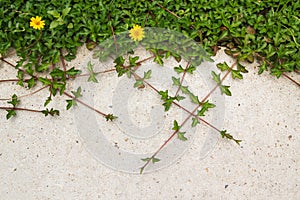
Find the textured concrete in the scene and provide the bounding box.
[0,46,299,199]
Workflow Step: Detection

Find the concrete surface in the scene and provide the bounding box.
[0,46,299,200]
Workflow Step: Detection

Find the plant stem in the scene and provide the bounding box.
[175,61,190,96]
[60,49,67,80]
[0,106,42,113]
[150,0,180,19]
[254,52,300,87]
[63,91,108,117]
[137,62,236,172]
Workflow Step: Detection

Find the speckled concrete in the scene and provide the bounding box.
[0,46,299,199]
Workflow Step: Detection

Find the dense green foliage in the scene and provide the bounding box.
[1,0,299,78]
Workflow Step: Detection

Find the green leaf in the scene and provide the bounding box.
[162,100,173,111]
[67,23,73,29]
[220,85,232,96]
[143,70,152,79]
[172,120,180,131]
[134,80,144,88]
[7,94,20,107]
[50,68,64,79]
[62,7,71,18]
[49,21,60,29]
[211,71,221,84]
[231,69,243,79]
[129,56,139,66]
[189,93,200,104]
[141,157,151,162]
[174,65,184,73]
[38,77,52,85]
[87,61,98,83]
[186,65,196,74]
[141,157,160,164]
[152,157,160,163]
[271,68,282,78]
[191,118,199,127]
[180,85,190,94]
[71,87,82,98]
[105,114,117,121]
[6,110,16,120]
[44,96,52,107]
[177,132,187,141]
[66,67,81,76]
[197,100,216,116]
[114,56,125,66]
[217,62,230,72]
[220,130,242,145]
[175,95,185,101]
[42,108,60,117]
[258,61,268,75]
[172,76,181,86]
[154,55,163,65]
[158,90,169,101]
[26,77,36,89]
[66,99,74,110]
[47,10,61,18]
[237,63,248,73]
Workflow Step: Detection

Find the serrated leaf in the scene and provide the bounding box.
[186,65,196,74]
[26,77,36,89]
[231,69,243,79]
[6,110,16,119]
[152,157,160,163]
[141,157,151,162]
[71,87,82,98]
[191,118,199,127]
[143,70,152,79]
[217,62,230,72]
[211,71,221,83]
[42,108,60,117]
[44,96,52,107]
[189,93,200,104]
[7,94,20,107]
[50,68,64,78]
[180,85,190,94]
[174,65,184,74]
[237,63,248,73]
[158,90,168,100]
[66,67,81,76]
[66,99,75,110]
[87,61,98,83]
[134,80,144,88]
[172,76,181,86]
[172,120,180,131]
[198,100,216,116]
[129,56,139,66]
[175,95,185,101]
[162,100,173,111]
[114,56,125,66]
[38,77,52,85]
[154,55,163,65]
[105,114,117,121]
[177,132,187,141]
[220,85,232,96]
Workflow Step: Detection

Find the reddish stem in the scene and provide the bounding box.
[63,91,107,117]
[0,106,41,113]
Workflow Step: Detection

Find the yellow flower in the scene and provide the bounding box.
[129,25,145,41]
[30,16,45,30]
